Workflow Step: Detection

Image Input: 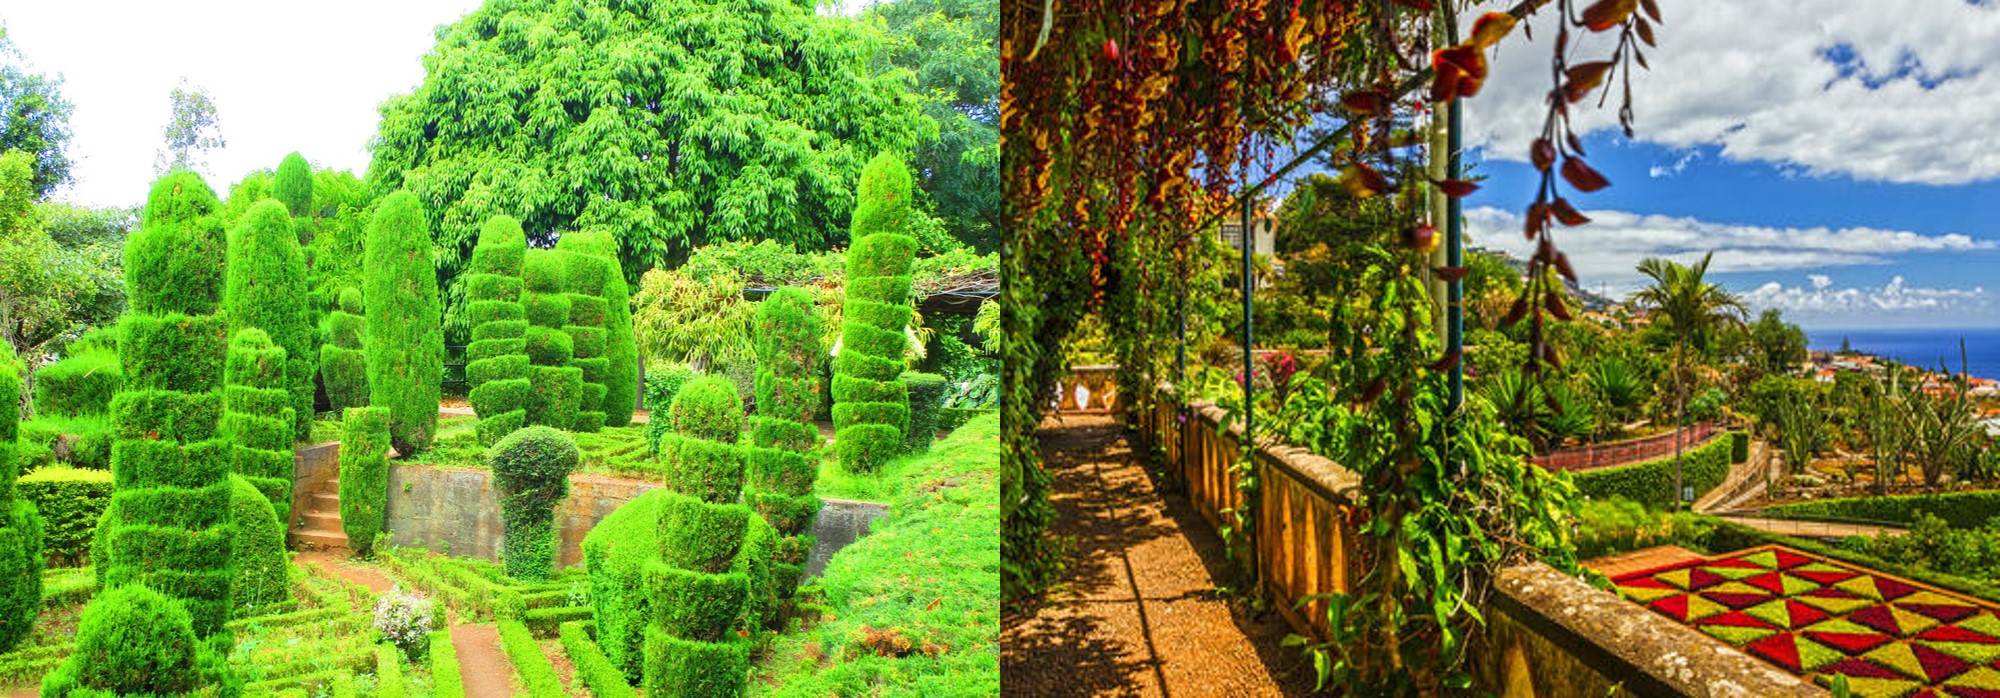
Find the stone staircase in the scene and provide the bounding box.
[289,476,349,550]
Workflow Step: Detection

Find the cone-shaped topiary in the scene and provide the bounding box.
[0,341,44,653]
[225,200,316,442]
[364,192,444,456]
[126,171,226,317]
[338,406,391,558]
[744,287,823,605]
[833,153,917,473]
[227,474,288,617]
[220,328,295,528]
[273,152,312,218]
[522,249,582,429]
[467,216,532,445]
[644,375,762,697]
[490,426,579,581]
[556,229,638,427]
[318,287,369,411]
[39,584,239,698]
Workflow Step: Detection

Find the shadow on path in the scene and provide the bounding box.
[1002,414,1316,697]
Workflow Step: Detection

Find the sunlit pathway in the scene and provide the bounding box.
[1715,515,1905,541]
[1001,414,1315,698]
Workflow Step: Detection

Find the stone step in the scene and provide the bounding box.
[299,510,341,527]
[290,528,349,550]
[309,492,340,509]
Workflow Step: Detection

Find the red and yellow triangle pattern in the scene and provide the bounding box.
[1612,545,2000,698]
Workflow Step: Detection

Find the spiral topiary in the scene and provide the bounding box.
[832,153,918,473]
[466,215,532,445]
[559,248,613,433]
[522,249,583,430]
[220,328,295,531]
[364,192,444,456]
[743,288,823,606]
[490,426,580,581]
[318,287,369,412]
[555,229,639,427]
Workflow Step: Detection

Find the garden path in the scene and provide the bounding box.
[1581,545,1706,578]
[1001,414,1316,697]
[1714,514,1904,540]
[450,623,520,698]
[296,551,395,594]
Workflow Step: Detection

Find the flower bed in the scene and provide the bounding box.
[1613,544,2000,697]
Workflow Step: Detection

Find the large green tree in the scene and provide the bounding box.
[0,27,74,198]
[368,0,931,342]
[0,152,124,367]
[867,0,998,254]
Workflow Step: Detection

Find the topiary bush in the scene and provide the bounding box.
[39,584,240,698]
[319,286,370,412]
[559,247,615,433]
[744,287,824,604]
[16,466,110,567]
[522,249,581,429]
[33,346,124,418]
[339,407,392,558]
[644,362,697,455]
[0,341,42,653]
[364,191,444,456]
[124,171,225,317]
[556,229,639,427]
[643,375,761,697]
[897,371,947,455]
[490,425,580,581]
[832,153,918,473]
[221,328,295,526]
[18,415,114,472]
[227,474,289,617]
[273,151,313,218]
[466,216,532,446]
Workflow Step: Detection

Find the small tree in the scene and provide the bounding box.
[319,287,369,411]
[745,287,823,603]
[490,426,580,581]
[556,229,639,426]
[364,192,444,456]
[833,153,919,473]
[273,152,313,218]
[225,199,316,441]
[465,216,531,445]
[338,406,392,557]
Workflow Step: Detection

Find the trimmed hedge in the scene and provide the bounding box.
[467,216,532,446]
[643,363,697,455]
[1764,490,2000,529]
[899,372,947,455]
[39,584,238,697]
[363,192,444,456]
[560,621,637,698]
[0,342,40,650]
[124,171,225,317]
[18,416,114,472]
[490,426,579,581]
[319,286,370,412]
[522,249,580,430]
[1729,431,1749,463]
[429,629,464,698]
[1571,431,1739,510]
[746,287,823,603]
[339,407,392,557]
[498,618,565,698]
[16,466,111,567]
[33,348,123,418]
[228,474,290,617]
[224,199,316,441]
[937,407,995,433]
[833,153,918,473]
[222,328,295,526]
[555,229,639,427]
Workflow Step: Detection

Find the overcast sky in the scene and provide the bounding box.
[2,0,484,208]
[1458,0,2000,329]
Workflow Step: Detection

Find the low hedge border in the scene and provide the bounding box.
[559,621,636,698]
[1760,490,2000,529]
[523,605,592,638]
[936,407,995,433]
[498,618,565,698]
[375,644,407,698]
[430,629,464,698]
[1571,431,1740,509]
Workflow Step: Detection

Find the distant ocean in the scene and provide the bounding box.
[1806,327,2000,381]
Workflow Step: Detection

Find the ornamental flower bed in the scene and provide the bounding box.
[1612,545,2000,697]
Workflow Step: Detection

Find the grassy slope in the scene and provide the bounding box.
[752,414,999,697]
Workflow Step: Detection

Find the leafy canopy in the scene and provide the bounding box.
[368,0,932,333]
[0,27,74,198]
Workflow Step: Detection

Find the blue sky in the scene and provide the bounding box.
[1451,0,2000,330]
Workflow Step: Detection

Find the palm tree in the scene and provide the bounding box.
[1632,252,1747,508]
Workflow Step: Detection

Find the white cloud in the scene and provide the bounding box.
[3,0,484,208]
[1466,0,2000,185]
[1464,205,1993,292]
[1743,275,1988,319]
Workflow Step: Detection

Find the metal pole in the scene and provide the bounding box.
[1447,97,1465,414]
[1177,260,1187,387]
[1241,196,1254,447]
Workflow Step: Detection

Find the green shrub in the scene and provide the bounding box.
[745,288,823,603]
[670,377,742,445]
[339,407,392,558]
[583,489,660,681]
[0,499,41,653]
[273,152,313,218]
[556,229,639,427]
[937,407,995,432]
[320,286,370,413]
[644,363,697,454]
[499,618,565,698]
[429,629,464,698]
[118,313,228,394]
[527,366,583,430]
[1571,431,1738,509]
[222,329,295,525]
[39,584,238,697]
[17,415,114,472]
[224,200,316,441]
[560,621,637,698]
[228,474,289,617]
[16,466,111,567]
[490,426,579,581]
[1765,490,2000,529]
[1729,431,1749,463]
[898,372,947,455]
[375,645,407,698]
[125,171,225,317]
[363,192,444,456]
[468,216,533,446]
[34,348,124,418]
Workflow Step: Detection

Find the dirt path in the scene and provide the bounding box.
[1001,414,1315,697]
[451,623,520,698]
[296,550,396,594]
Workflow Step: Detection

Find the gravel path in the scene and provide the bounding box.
[451,624,519,698]
[1001,414,1315,697]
